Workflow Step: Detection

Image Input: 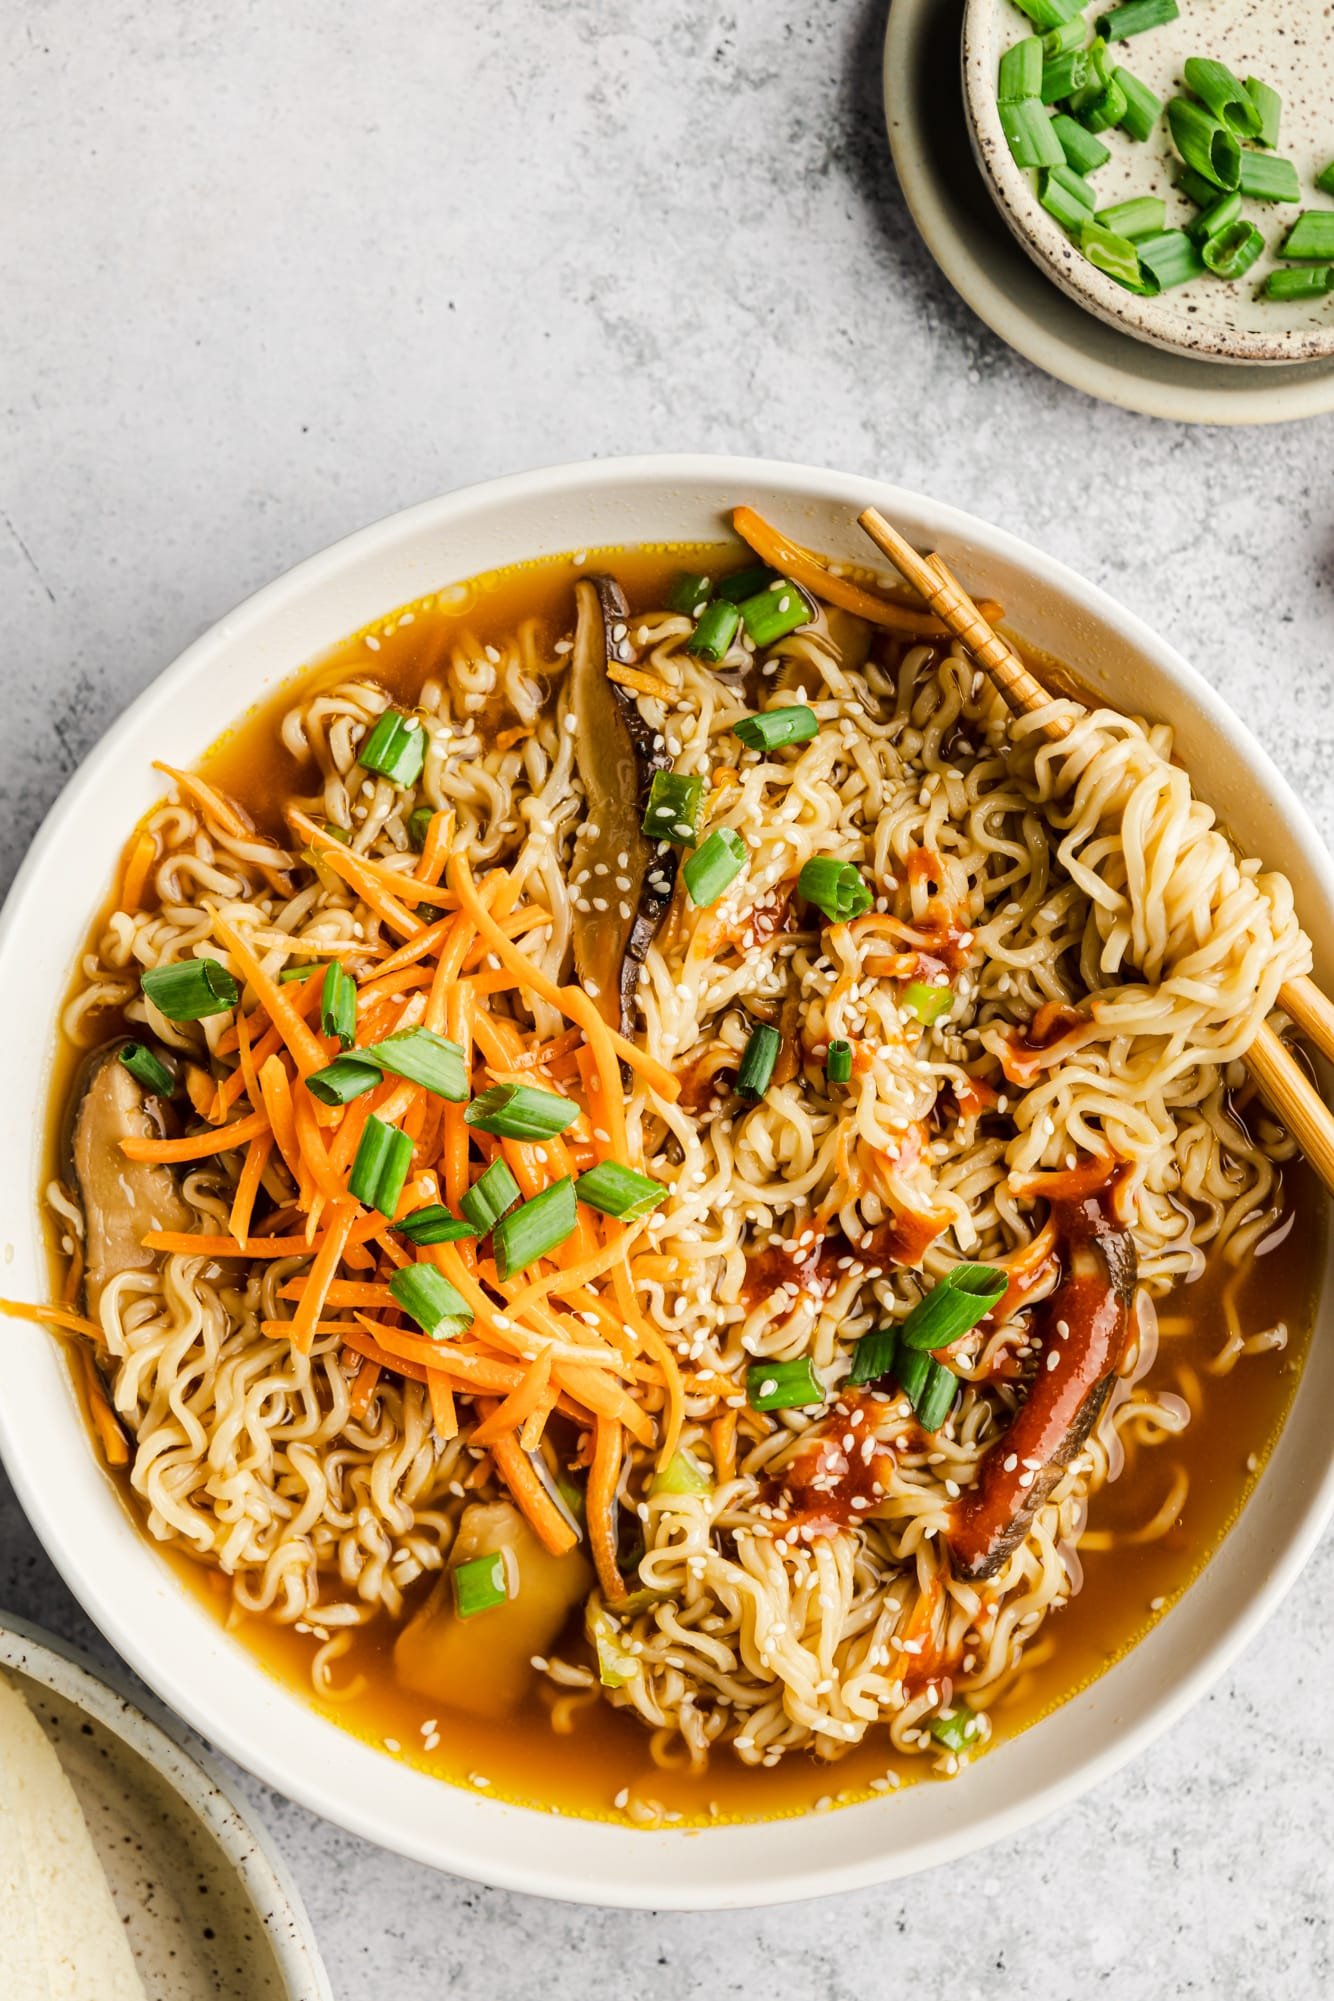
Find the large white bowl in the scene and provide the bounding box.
[2,456,1332,1909]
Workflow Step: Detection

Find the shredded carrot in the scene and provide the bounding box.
[470,1347,554,1448]
[711,1410,738,1484]
[154,763,292,891]
[416,808,455,888]
[347,1354,383,1419]
[289,1199,359,1354]
[212,914,328,1081]
[227,1132,273,1243]
[288,810,439,930]
[256,1057,303,1187]
[338,1323,430,1385]
[588,1416,627,1603]
[184,1065,216,1121]
[482,1415,578,1557]
[348,1315,524,1392]
[606,662,676,702]
[443,983,473,1210]
[121,1106,270,1163]
[292,1084,348,1201]
[215,972,322,1057]
[118,831,157,914]
[520,1381,558,1452]
[427,1372,458,1439]
[731,507,1005,637]
[0,1298,104,1341]
[75,1345,129,1466]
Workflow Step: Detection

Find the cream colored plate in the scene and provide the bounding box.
[0,1618,332,2001]
[884,0,1334,419]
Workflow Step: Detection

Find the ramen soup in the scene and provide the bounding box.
[14,508,1321,1827]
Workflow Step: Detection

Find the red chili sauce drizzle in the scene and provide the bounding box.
[761,1395,898,1535]
[998,1000,1089,1086]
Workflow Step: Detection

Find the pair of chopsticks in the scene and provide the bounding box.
[858,507,1334,1200]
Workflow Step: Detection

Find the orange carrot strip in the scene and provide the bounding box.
[470,1347,554,1448]
[227,1132,273,1244]
[289,1198,359,1355]
[351,965,434,1008]
[118,831,157,914]
[121,1107,269,1163]
[505,1218,650,1316]
[711,1410,738,1484]
[350,1315,524,1391]
[184,1065,215,1121]
[520,1381,558,1452]
[282,1278,394,1307]
[588,1416,627,1603]
[443,984,473,1211]
[288,810,435,932]
[416,808,454,888]
[339,1324,430,1385]
[76,1344,130,1466]
[292,1084,348,1201]
[215,974,322,1058]
[450,855,679,1099]
[347,1354,383,1419]
[0,1298,105,1341]
[730,507,1004,637]
[427,1372,458,1438]
[256,1057,303,1187]
[482,1416,578,1557]
[212,914,328,1081]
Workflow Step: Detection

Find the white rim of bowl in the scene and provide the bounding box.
[0,1613,333,1998]
[960,0,1334,366]
[2,454,1333,1907]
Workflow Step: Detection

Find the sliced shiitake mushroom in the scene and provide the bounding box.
[568,576,676,1032]
[68,1044,193,1315]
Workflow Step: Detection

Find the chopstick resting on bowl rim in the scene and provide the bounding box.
[857,505,1334,1201]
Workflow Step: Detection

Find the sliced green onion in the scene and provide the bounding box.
[999,36,1043,104]
[465,1083,576,1140]
[459,1156,522,1235]
[899,1264,1008,1353]
[928,1703,983,1754]
[141,958,240,1022]
[641,770,705,845]
[797,855,874,924]
[1264,264,1334,300]
[1238,153,1301,203]
[1182,57,1260,139]
[1067,37,1110,107]
[1167,98,1240,190]
[492,1177,577,1279]
[365,1027,468,1101]
[1201,218,1265,279]
[279,961,329,983]
[407,805,435,851]
[575,1160,667,1221]
[1093,0,1177,37]
[1081,219,1149,289]
[1009,0,1081,27]
[1094,195,1164,241]
[715,564,778,603]
[736,1024,780,1101]
[732,705,819,753]
[901,980,952,1025]
[685,599,741,663]
[1317,161,1334,199]
[320,962,357,1048]
[915,1360,959,1434]
[682,827,747,907]
[118,1042,176,1097]
[1000,97,1065,169]
[746,1357,825,1412]
[1176,166,1221,208]
[1136,229,1206,288]
[1041,19,1086,57]
[394,1203,478,1245]
[452,1551,508,1618]
[1039,50,1089,104]
[1245,77,1281,150]
[1051,112,1110,174]
[1076,74,1128,135]
[591,1606,640,1687]
[1040,164,1096,232]
[846,1325,897,1388]
[389,1261,473,1339]
[1280,212,1334,260]
[1186,189,1242,243]
[895,1343,932,1408]
[305,1055,383,1107]
[348,1115,414,1216]
[649,1448,712,1497]
[666,571,713,615]
[1114,68,1161,143]
[737,580,813,649]
[359,709,426,788]
[825,1038,853,1085]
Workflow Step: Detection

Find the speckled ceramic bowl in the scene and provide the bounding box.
[0,1618,332,2000]
[963,0,1334,363]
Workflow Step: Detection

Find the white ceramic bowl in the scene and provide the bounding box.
[962,0,1334,365]
[2,456,1333,1909]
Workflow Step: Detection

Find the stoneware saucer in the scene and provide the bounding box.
[884,0,1334,419]
[0,1616,332,2001]
[963,0,1334,364]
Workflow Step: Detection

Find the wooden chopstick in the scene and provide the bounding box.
[857,505,1334,1197]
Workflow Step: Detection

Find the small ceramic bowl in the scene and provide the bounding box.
[962,0,1334,364]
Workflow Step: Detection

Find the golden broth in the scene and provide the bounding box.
[53,546,1325,1826]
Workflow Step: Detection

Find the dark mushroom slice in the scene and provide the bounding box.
[69,1043,194,1316]
[948,1191,1137,1582]
[568,575,676,1032]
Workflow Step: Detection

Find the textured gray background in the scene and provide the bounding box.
[4,3,1333,1997]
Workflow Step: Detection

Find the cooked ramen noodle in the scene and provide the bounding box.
[10,509,1319,1818]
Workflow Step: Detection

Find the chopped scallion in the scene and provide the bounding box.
[732,705,819,753]
[901,980,953,1025]
[685,598,741,663]
[465,1083,577,1140]
[1093,0,1177,39]
[736,580,814,649]
[1094,195,1165,241]
[452,1551,509,1618]
[1245,77,1281,150]
[348,1115,414,1216]
[459,1156,522,1235]
[365,1027,468,1101]
[1000,97,1065,170]
[797,855,874,924]
[320,962,357,1048]
[1317,161,1334,199]
[999,36,1043,104]
[359,709,426,787]
[746,1357,825,1412]
[1182,57,1261,139]
[1280,211,1334,260]
[682,827,747,907]
[641,770,705,845]
[141,958,240,1022]
[928,1703,982,1754]
[666,571,713,615]
[736,1024,781,1101]
[1135,229,1206,288]
[1238,152,1300,203]
[278,961,328,983]
[1041,19,1086,58]
[825,1038,853,1085]
[389,1261,474,1339]
[649,1449,713,1497]
[1009,0,1081,28]
[575,1160,667,1221]
[394,1203,478,1245]
[1264,264,1334,300]
[407,805,435,851]
[899,1264,1009,1352]
[1081,218,1150,290]
[915,1359,959,1435]
[846,1325,897,1388]
[1051,113,1110,175]
[118,1042,176,1097]
[1114,68,1161,143]
[305,1055,383,1107]
[1186,189,1242,243]
[1167,97,1240,189]
[492,1177,578,1279]
[1040,163,1096,232]
[715,564,778,603]
[1201,218,1264,279]
[1039,50,1089,105]
[1076,73,1128,136]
